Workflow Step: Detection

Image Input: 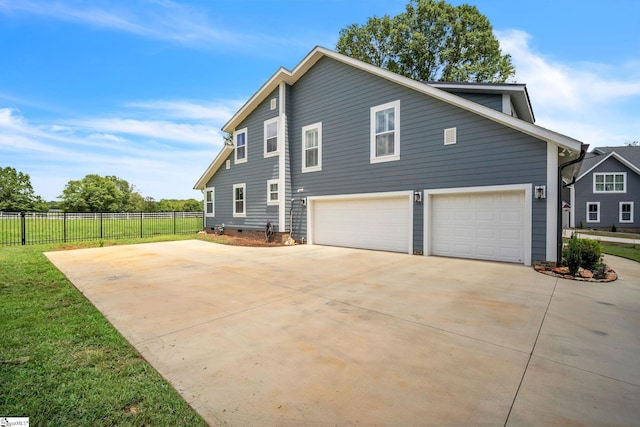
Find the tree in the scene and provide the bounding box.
[336,0,515,82]
[626,141,638,147]
[0,166,47,212]
[59,174,139,212]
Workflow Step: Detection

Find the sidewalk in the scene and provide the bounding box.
[563,229,640,245]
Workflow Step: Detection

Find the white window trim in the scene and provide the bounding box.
[264,117,279,158]
[233,183,246,218]
[586,202,600,223]
[234,128,248,164]
[302,122,322,173]
[266,179,279,206]
[370,100,400,164]
[204,187,215,217]
[593,172,626,193]
[620,201,634,223]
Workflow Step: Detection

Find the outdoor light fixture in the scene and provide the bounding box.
[414,191,422,203]
[535,185,546,199]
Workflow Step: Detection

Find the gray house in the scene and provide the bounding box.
[194,46,587,266]
[569,146,640,230]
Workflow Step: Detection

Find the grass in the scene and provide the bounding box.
[601,242,640,263]
[0,235,210,426]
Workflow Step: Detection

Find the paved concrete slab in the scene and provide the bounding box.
[45,241,640,426]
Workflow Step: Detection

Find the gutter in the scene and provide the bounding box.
[557,144,588,265]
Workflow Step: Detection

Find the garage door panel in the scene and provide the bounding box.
[313,196,411,253]
[431,191,525,263]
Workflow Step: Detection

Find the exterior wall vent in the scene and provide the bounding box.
[270,98,277,110]
[444,127,457,145]
[226,159,231,169]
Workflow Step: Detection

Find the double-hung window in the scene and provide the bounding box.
[235,128,247,163]
[594,172,626,193]
[370,100,400,163]
[233,183,246,217]
[267,179,279,205]
[586,202,600,223]
[620,202,634,223]
[264,117,279,157]
[302,122,322,172]
[205,187,215,217]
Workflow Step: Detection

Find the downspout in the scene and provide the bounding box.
[557,144,587,264]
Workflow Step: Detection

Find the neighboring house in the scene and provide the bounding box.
[570,146,640,230]
[194,46,587,266]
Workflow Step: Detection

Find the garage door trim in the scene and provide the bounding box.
[424,184,532,265]
[307,191,413,254]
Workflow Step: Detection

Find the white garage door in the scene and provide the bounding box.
[311,195,411,253]
[431,191,525,263]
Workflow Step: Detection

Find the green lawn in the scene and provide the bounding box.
[601,242,640,263]
[0,236,210,426]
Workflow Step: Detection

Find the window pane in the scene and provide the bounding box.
[266,137,277,152]
[206,203,213,214]
[375,108,394,133]
[235,187,243,201]
[235,201,243,213]
[267,122,277,138]
[206,191,213,202]
[305,147,318,167]
[305,129,318,148]
[236,133,245,146]
[237,146,245,159]
[376,133,395,156]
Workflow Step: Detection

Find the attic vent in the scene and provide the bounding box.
[444,127,457,145]
[226,159,231,169]
[270,98,277,110]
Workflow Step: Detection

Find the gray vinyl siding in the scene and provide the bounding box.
[205,88,281,231]
[288,57,548,259]
[452,92,503,112]
[574,157,640,228]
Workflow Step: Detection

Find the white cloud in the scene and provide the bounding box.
[125,100,241,121]
[0,100,231,200]
[0,0,309,51]
[498,29,640,146]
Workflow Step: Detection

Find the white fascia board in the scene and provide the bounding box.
[575,151,640,182]
[193,145,234,190]
[223,46,583,152]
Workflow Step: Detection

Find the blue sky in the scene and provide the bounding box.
[1,0,639,202]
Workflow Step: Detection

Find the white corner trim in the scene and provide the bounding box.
[502,94,512,116]
[547,144,558,262]
[569,184,576,228]
[423,183,533,266]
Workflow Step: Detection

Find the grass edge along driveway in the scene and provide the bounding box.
[0,236,208,426]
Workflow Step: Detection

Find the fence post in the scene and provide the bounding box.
[173,211,177,235]
[100,212,103,239]
[140,212,143,238]
[20,211,26,245]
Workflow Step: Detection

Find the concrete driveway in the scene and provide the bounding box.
[46,240,640,426]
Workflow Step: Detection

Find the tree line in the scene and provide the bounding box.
[0,167,202,213]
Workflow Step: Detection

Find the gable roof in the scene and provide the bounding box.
[576,146,640,181]
[195,46,585,190]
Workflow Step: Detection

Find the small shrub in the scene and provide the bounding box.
[578,238,602,270]
[578,220,584,229]
[611,224,617,232]
[563,234,582,276]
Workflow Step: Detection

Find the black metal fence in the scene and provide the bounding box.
[0,211,204,246]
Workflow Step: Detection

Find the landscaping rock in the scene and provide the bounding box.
[579,269,594,279]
